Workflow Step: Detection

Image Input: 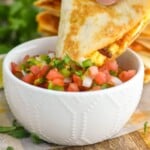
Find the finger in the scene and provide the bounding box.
[96,0,118,5]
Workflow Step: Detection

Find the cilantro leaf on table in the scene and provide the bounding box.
[0,120,45,145]
[0,0,39,54]
[6,146,14,150]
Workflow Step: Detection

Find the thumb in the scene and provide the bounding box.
[96,0,118,5]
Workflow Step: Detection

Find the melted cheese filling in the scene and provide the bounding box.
[87,14,150,66]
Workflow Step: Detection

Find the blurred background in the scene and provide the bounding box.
[0,0,39,54]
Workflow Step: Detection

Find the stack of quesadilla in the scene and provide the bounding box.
[131,24,150,83]
[34,0,61,35]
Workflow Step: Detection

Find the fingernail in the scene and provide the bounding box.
[97,0,118,5]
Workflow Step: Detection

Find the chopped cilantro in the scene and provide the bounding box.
[31,133,43,144]
[82,59,93,68]
[144,121,148,134]
[110,70,118,76]
[101,83,112,89]
[0,120,44,145]
[6,146,14,150]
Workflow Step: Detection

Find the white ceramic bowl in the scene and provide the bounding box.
[3,37,144,146]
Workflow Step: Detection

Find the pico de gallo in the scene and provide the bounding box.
[11,52,136,92]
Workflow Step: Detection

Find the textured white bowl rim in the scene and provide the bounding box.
[3,37,144,96]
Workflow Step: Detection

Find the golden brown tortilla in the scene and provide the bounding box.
[34,0,61,17]
[56,0,150,65]
[36,11,59,35]
[131,41,150,83]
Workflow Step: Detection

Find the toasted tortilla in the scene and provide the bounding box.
[36,11,59,35]
[144,69,150,84]
[34,0,61,17]
[131,40,150,83]
[140,24,150,36]
[56,0,150,65]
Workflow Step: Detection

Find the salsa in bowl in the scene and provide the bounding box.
[3,37,144,146]
[11,52,136,92]
[11,50,136,92]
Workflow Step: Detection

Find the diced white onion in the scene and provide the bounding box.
[78,57,86,65]
[35,56,41,61]
[82,76,93,87]
[35,56,46,65]
[48,53,55,59]
[111,76,122,85]
[21,70,26,76]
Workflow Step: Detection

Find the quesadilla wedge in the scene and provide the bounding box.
[56,0,150,66]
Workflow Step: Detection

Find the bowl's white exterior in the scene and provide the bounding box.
[3,37,144,146]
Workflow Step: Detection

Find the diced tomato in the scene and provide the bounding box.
[94,71,107,85]
[22,73,35,84]
[103,70,112,82]
[23,55,30,63]
[30,65,41,75]
[37,65,49,78]
[11,62,23,78]
[91,86,101,91]
[72,74,82,86]
[46,68,64,80]
[67,83,79,92]
[11,62,21,74]
[79,86,90,91]
[100,60,118,72]
[119,70,136,82]
[107,60,118,72]
[52,78,64,86]
[88,66,99,78]
[15,72,23,79]
[40,82,48,89]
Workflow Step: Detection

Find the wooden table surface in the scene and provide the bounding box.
[61,132,149,150]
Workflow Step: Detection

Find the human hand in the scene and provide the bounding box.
[96,0,119,5]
